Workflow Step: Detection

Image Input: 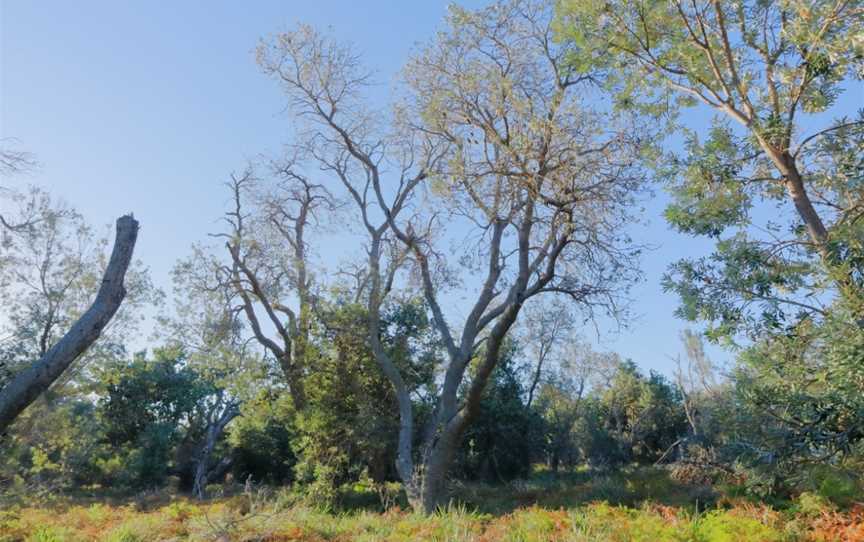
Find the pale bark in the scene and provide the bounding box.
[604,1,860,301]
[193,399,240,500]
[256,6,642,512]
[218,171,325,411]
[0,215,139,433]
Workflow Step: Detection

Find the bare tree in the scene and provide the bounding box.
[256,0,648,512]
[207,163,334,411]
[0,139,37,178]
[674,329,720,445]
[522,298,574,409]
[0,215,139,433]
[0,140,47,234]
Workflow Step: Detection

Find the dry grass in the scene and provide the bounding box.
[3,498,864,541]
[3,468,862,541]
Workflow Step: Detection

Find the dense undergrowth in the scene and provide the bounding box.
[3,468,863,541]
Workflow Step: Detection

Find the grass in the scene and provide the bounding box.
[2,468,863,541]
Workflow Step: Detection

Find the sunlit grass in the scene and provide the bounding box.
[3,497,863,541]
[2,468,862,541]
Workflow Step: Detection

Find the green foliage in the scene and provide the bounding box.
[96,348,218,489]
[458,349,536,482]
[565,361,687,467]
[694,510,783,542]
[556,0,864,497]
[227,391,297,485]
[664,125,752,238]
[663,234,816,342]
[291,299,438,504]
[734,312,864,477]
[0,398,105,496]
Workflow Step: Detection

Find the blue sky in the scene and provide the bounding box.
[5,1,857,378]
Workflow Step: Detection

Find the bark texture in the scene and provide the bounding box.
[0,215,139,433]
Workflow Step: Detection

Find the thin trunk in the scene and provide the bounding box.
[0,216,138,433]
[763,147,862,315]
[783,161,830,258]
[526,347,547,410]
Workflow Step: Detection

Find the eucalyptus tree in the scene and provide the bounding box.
[256,0,648,512]
[255,23,445,511]
[557,0,864,334]
[556,0,864,474]
[194,162,334,411]
[395,0,648,510]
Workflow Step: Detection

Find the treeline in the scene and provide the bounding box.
[1,0,862,514]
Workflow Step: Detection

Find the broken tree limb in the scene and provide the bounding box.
[0,214,139,433]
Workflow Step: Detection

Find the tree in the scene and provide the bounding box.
[291,299,437,507]
[165,243,273,498]
[534,341,613,470]
[206,163,334,411]
[255,0,648,512]
[0,140,42,233]
[98,349,203,488]
[227,390,297,486]
[521,298,574,409]
[457,344,535,483]
[0,212,141,433]
[557,0,864,335]
[97,348,238,491]
[672,330,721,449]
[572,360,687,466]
[556,0,864,480]
[735,313,864,470]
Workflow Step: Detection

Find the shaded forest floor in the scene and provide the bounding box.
[3,467,863,541]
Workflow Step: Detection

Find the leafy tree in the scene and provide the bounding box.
[567,360,687,467]
[292,299,438,507]
[0,397,103,497]
[557,0,864,335]
[556,0,864,484]
[735,314,864,471]
[228,391,297,486]
[97,348,221,489]
[458,344,536,482]
[533,341,615,470]
[256,0,649,512]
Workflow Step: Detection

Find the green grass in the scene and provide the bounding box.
[1,468,862,541]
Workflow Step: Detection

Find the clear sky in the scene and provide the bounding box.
[4,1,857,378]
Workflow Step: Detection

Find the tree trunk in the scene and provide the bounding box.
[0,215,139,434]
[407,302,524,514]
[403,430,460,514]
[526,356,544,410]
[783,162,830,258]
[764,149,863,317]
[193,401,240,500]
